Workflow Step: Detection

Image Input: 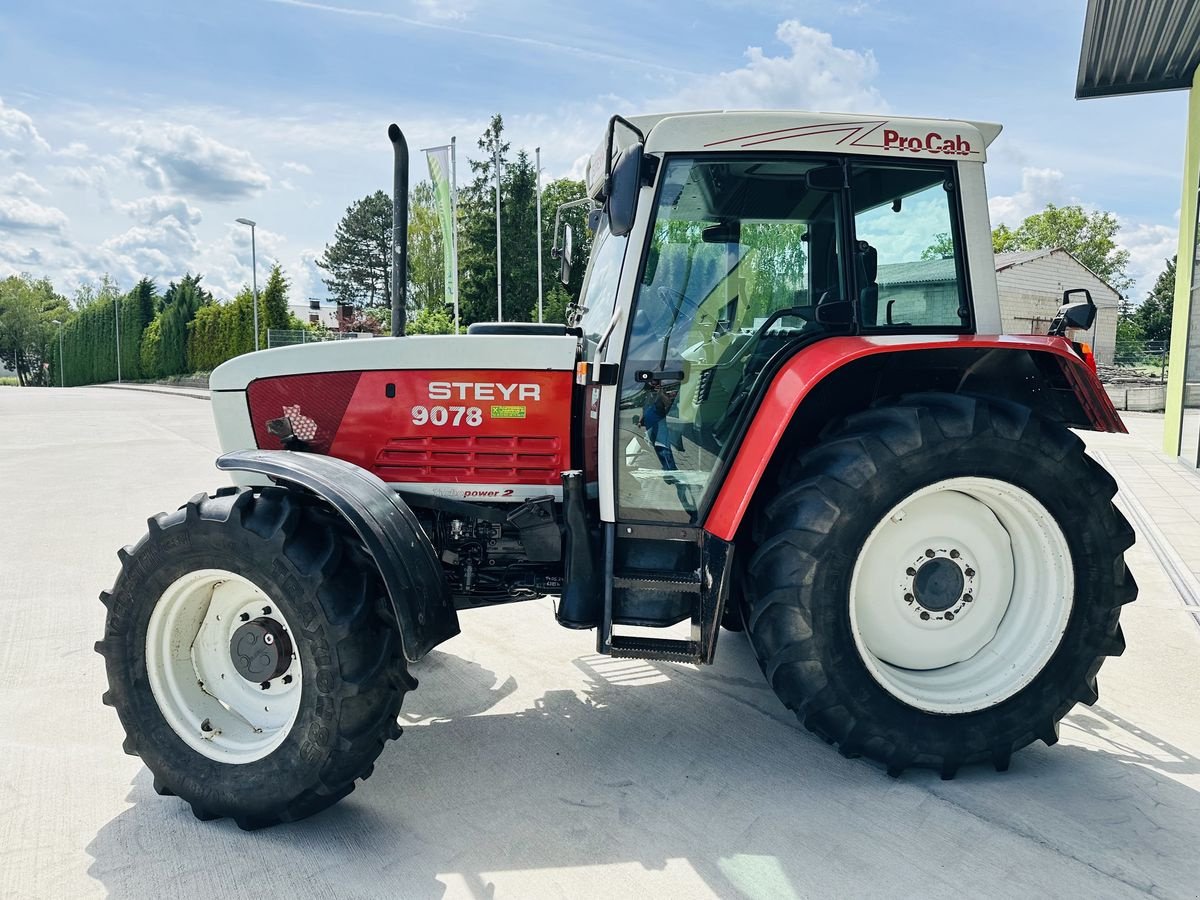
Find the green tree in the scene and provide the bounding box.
[260,263,291,346]
[1134,255,1176,346]
[921,232,955,260]
[539,177,593,318]
[316,191,393,310]
[408,305,455,334]
[0,274,68,385]
[457,114,510,326]
[992,204,1132,293]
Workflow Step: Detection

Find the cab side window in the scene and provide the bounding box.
[851,164,969,330]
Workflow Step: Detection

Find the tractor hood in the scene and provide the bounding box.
[209,334,579,392]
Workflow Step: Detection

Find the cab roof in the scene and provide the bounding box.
[586,110,1002,198]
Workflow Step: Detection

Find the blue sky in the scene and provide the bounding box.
[0,0,1187,304]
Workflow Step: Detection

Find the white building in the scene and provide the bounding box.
[288,298,339,328]
[993,248,1121,365]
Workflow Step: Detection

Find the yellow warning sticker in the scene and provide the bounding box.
[490,405,527,419]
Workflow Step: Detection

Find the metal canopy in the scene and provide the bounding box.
[1077,0,1200,98]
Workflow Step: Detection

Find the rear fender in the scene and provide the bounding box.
[703,334,1125,541]
[216,449,459,662]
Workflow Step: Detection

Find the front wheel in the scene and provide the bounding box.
[96,487,411,828]
[744,393,1136,777]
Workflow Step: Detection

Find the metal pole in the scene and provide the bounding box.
[535,146,543,324]
[114,293,121,383]
[494,143,503,322]
[250,225,259,351]
[451,136,459,333]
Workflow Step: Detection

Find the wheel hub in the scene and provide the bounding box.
[230,617,293,682]
[912,556,966,613]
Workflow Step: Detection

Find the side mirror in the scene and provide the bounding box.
[1048,288,1096,335]
[559,224,574,286]
[606,144,643,237]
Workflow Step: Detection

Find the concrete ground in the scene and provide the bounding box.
[1,388,1198,900]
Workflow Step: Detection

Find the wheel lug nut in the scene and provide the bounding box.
[965,568,975,577]
[906,567,916,576]
[240,612,250,622]
[200,718,213,732]
[260,681,271,690]
[945,611,955,621]
[925,549,935,558]
[282,674,293,685]
[950,549,960,559]
[263,606,272,615]
[919,611,931,621]
[964,593,973,602]
[904,593,914,603]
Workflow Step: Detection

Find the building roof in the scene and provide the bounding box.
[877,258,957,286]
[993,248,1058,271]
[1077,0,1200,98]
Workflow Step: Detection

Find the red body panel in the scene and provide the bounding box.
[702,334,1125,541]
[247,369,574,487]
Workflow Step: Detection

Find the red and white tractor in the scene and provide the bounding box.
[97,111,1135,828]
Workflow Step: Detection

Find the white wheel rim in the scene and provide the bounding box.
[145,569,303,763]
[849,477,1073,714]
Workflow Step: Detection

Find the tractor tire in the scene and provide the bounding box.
[743,392,1136,778]
[96,486,411,829]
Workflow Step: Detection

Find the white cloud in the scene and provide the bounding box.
[0,172,50,198]
[657,20,884,112]
[119,194,203,226]
[56,141,90,159]
[1119,219,1178,303]
[125,123,271,200]
[988,167,1067,226]
[0,96,51,155]
[97,215,203,286]
[0,196,69,232]
[281,160,313,176]
[412,0,473,21]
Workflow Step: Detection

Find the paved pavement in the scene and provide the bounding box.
[1,388,1198,899]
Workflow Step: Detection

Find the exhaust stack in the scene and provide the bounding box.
[388,123,409,337]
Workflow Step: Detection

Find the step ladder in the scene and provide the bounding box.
[597,522,732,664]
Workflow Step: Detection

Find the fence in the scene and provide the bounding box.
[266,330,376,348]
[1110,339,1168,380]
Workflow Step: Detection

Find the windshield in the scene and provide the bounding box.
[617,156,845,523]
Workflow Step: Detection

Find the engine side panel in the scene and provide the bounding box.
[246,368,574,502]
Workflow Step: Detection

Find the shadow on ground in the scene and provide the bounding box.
[85,638,1200,899]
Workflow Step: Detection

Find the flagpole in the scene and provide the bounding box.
[535,146,543,324]
[494,143,503,322]
[450,135,459,333]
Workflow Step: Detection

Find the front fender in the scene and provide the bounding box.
[216,449,458,663]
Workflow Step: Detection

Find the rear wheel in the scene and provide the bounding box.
[97,487,411,828]
[744,393,1136,777]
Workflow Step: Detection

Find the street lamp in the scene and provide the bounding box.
[52,319,63,387]
[236,217,260,351]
